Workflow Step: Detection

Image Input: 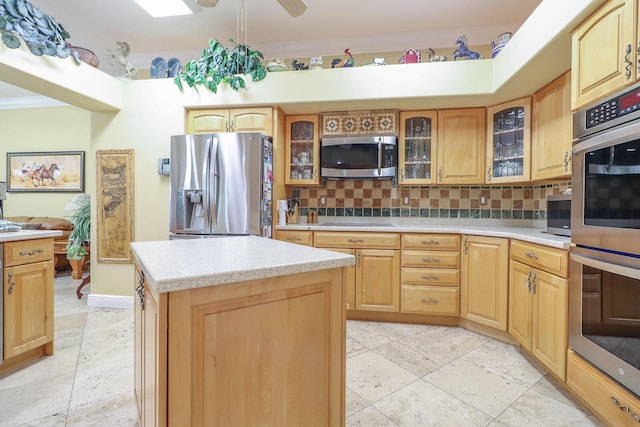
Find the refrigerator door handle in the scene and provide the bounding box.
[207,136,220,230]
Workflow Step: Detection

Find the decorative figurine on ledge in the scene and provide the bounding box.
[309,56,323,70]
[266,57,287,72]
[452,36,482,60]
[291,59,309,70]
[332,48,354,68]
[427,48,447,62]
[107,41,138,78]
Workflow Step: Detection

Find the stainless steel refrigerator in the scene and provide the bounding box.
[169,133,273,238]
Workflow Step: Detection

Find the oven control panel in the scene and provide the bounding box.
[586,85,640,128]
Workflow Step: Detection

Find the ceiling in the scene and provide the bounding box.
[0,0,542,104]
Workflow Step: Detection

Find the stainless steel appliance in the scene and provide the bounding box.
[570,82,640,397]
[321,135,397,178]
[546,193,571,237]
[169,133,273,238]
[0,242,3,365]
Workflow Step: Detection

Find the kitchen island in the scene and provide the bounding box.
[130,236,354,427]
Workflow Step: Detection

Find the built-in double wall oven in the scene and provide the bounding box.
[571,82,640,398]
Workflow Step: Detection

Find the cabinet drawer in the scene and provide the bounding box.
[401,250,460,268]
[401,284,459,316]
[277,230,313,246]
[510,240,568,278]
[567,350,640,427]
[402,234,460,250]
[4,238,53,267]
[314,232,400,249]
[401,267,459,286]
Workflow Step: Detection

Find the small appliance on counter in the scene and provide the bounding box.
[546,192,571,237]
[0,181,5,220]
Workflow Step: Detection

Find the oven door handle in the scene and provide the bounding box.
[570,251,640,280]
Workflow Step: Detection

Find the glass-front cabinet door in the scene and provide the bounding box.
[285,115,320,185]
[486,98,531,184]
[399,111,437,185]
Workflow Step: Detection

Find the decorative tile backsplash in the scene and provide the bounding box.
[292,180,572,220]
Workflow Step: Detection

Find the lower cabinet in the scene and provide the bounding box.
[509,240,569,380]
[3,238,54,361]
[134,264,346,426]
[314,232,400,312]
[400,234,460,316]
[460,235,509,330]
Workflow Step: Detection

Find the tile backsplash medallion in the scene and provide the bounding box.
[293,180,572,220]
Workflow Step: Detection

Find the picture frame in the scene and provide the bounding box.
[96,149,134,264]
[6,151,85,192]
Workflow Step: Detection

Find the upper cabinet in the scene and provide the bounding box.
[572,0,638,110]
[437,108,486,184]
[285,115,320,185]
[532,72,572,181]
[485,98,531,184]
[187,107,273,135]
[398,111,437,185]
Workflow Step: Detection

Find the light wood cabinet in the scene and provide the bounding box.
[485,98,531,184]
[460,235,509,331]
[532,72,572,180]
[315,231,400,312]
[187,107,273,135]
[134,263,346,426]
[398,110,437,185]
[509,240,568,380]
[285,115,320,185]
[3,238,54,361]
[400,233,461,316]
[571,0,638,110]
[134,267,168,427]
[437,108,486,184]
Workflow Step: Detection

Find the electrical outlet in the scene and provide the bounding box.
[320,197,326,205]
[480,196,486,205]
[404,196,409,205]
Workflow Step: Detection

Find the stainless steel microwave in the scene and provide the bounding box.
[321,135,397,178]
[546,193,571,237]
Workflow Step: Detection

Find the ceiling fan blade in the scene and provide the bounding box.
[277,0,308,17]
[195,0,219,7]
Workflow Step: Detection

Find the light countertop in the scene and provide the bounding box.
[0,229,63,242]
[131,235,355,294]
[277,218,571,250]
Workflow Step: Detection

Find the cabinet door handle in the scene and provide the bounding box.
[487,166,492,182]
[7,271,15,295]
[611,396,640,423]
[625,44,633,79]
[421,297,439,304]
[527,271,533,293]
[531,272,537,295]
[637,40,640,74]
[438,167,443,183]
[525,252,539,260]
[563,151,571,173]
[400,168,405,181]
[229,120,235,131]
[356,250,361,268]
[136,270,145,310]
[463,238,469,255]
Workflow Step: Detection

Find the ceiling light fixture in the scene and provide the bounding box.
[276,0,308,17]
[134,0,201,17]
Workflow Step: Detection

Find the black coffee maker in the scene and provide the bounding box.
[0,181,5,219]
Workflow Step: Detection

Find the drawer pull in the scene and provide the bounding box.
[347,238,364,243]
[421,240,440,246]
[611,396,640,423]
[421,274,440,280]
[7,272,15,295]
[422,258,440,264]
[525,252,539,260]
[19,248,45,256]
[421,297,439,304]
[285,237,302,242]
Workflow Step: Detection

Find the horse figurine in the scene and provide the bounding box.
[107,41,138,79]
[427,48,447,62]
[452,36,482,60]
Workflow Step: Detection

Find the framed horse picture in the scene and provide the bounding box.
[6,151,85,192]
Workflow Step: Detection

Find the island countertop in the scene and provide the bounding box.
[131,235,355,294]
[0,229,62,242]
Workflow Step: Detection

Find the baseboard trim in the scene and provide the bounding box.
[87,294,134,310]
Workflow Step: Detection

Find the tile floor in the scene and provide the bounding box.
[0,273,604,426]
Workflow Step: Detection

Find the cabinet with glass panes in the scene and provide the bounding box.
[485,98,531,184]
[398,111,437,185]
[285,115,320,185]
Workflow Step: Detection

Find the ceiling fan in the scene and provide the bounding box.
[194,0,308,17]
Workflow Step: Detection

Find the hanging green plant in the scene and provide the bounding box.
[174,39,267,93]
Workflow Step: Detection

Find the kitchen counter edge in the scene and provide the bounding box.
[0,229,63,242]
[131,235,355,294]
